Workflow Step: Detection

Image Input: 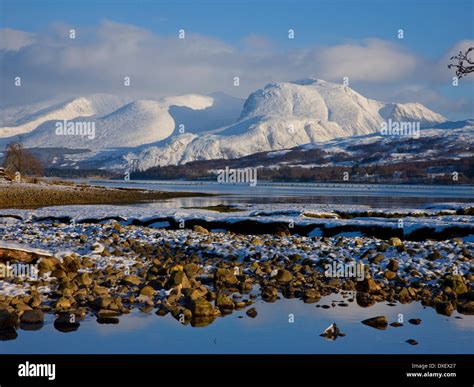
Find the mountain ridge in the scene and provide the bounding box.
[0,79,454,171]
[128,79,447,169]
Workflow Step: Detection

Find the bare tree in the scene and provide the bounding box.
[3,141,43,177]
[448,47,474,78]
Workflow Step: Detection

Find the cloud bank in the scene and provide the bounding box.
[0,21,472,119]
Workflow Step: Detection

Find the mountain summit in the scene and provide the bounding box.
[131,79,446,169]
[241,79,445,130]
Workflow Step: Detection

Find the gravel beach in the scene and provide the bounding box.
[0,181,210,209]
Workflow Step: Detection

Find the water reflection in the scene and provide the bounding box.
[1,295,472,354]
[53,315,80,333]
[0,329,17,341]
[91,180,474,209]
[19,322,43,331]
[149,195,469,209]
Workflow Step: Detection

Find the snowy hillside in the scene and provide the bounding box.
[130,122,474,185]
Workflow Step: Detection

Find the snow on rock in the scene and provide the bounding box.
[0,207,472,298]
[0,202,471,242]
[0,241,53,257]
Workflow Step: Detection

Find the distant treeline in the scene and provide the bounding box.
[44,168,120,179]
[132,157,474,184]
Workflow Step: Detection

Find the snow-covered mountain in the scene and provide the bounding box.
[20,95,213,149]
[0,94,132,138]
[240,79,444,130]
[0,79,449,171]
[128,79,446,169]
[0,92,242,150]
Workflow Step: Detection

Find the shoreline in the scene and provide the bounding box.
[1,202,472,241]
[0,181,212,209]
[99,178,474,189]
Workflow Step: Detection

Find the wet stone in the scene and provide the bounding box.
[246,307,257,318]
[361,316,388,330]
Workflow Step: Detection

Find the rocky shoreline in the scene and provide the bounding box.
[0,218,472,339]
[0,181,210,209]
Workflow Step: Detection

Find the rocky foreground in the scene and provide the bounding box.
[0,220,473,339]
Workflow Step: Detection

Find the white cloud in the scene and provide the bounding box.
[0,22,472,119]
[316,39,419,82]
[0,28,35,51]
[387,84,472,114]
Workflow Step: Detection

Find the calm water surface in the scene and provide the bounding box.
[89,180,474,209]
[1,295,472,354]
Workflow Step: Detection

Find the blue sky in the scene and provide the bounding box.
[1,0,473,118]
[2,0,471,55]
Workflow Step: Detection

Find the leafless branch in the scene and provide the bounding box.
[448,47,474,78]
